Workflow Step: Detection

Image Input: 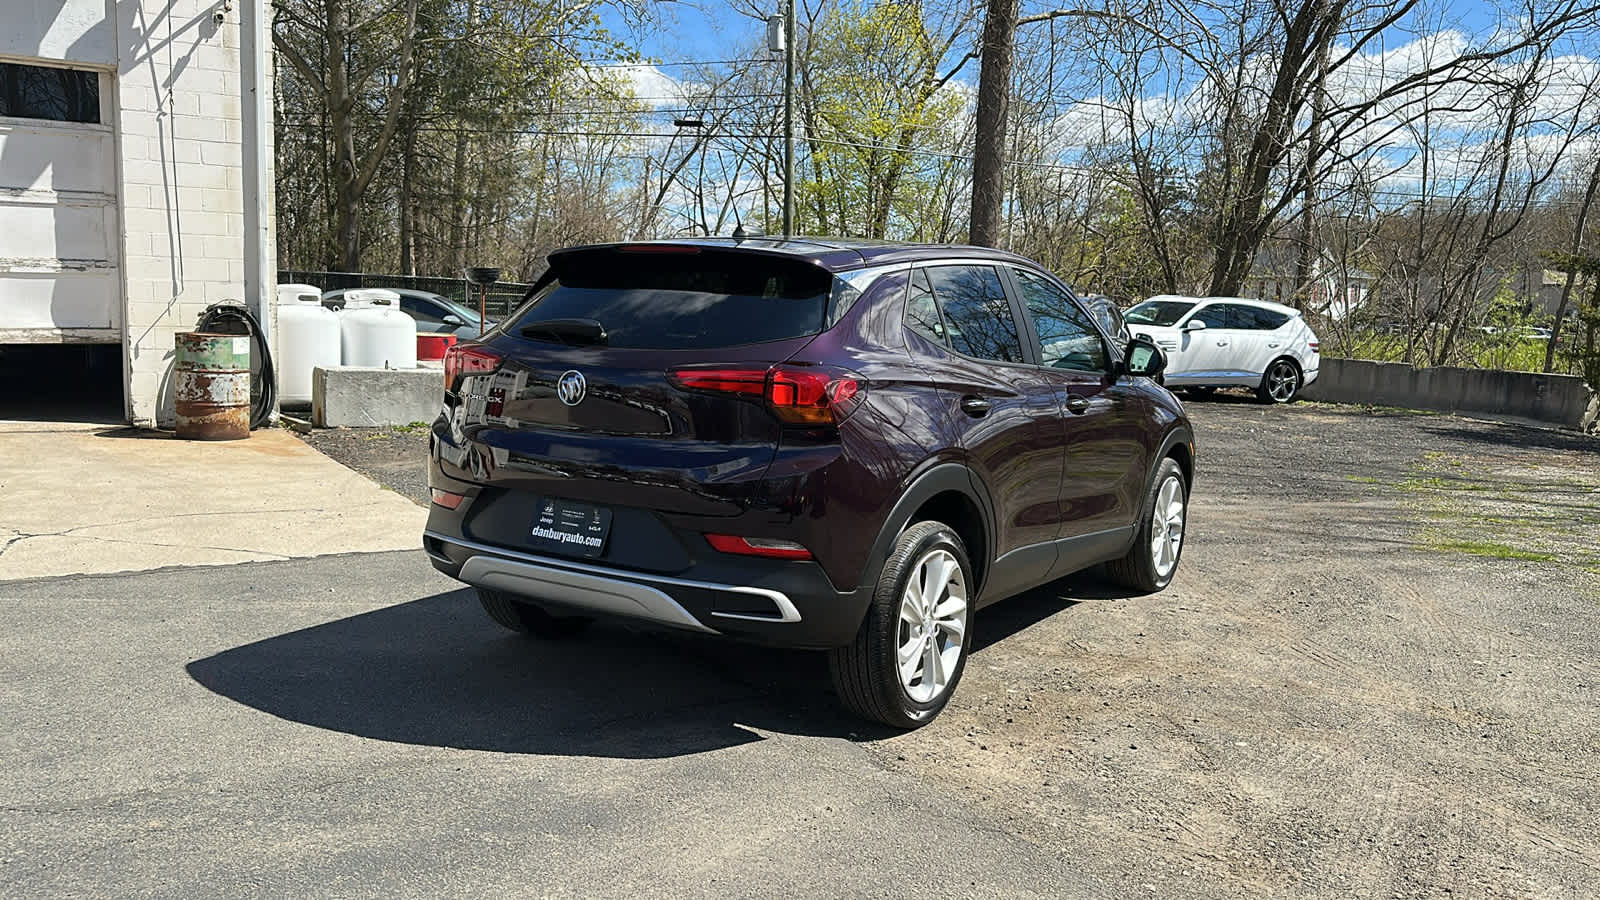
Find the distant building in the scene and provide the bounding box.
[1531,269,1592,319]
[1,2,272,426]
[1248,244,1374,321]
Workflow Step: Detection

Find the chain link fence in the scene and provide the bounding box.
[278,271,535,320]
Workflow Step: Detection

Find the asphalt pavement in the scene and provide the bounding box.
[0,550,1107,898]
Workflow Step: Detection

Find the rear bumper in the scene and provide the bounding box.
[424,529,873,649]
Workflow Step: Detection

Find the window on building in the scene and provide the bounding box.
[0,63,100,124]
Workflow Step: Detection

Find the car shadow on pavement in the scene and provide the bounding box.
[186,587,868,758]
[972,571,1138,652]
[186,573,1135,756]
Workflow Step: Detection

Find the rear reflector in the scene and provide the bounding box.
[669,365,865,425]
[443,344,503,391]
[668,368,767,396]
[431,489,465,509]
[705,534,813,560]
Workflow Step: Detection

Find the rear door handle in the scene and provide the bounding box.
[1216,340,1229,347]
[959,396,991,417]
[1065,394,1090,414]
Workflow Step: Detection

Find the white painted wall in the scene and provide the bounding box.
[0,0,116,65]
[2,0,273,426]
[0,83,122,342]
[117,0,259,426]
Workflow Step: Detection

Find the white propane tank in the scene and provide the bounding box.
[340,296,418,369]
[276,283,322,306]
[276,297,341,406]
[338,287,401,310]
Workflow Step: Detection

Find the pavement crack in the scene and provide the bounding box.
[0,531,32,559]
[53,533,294,560]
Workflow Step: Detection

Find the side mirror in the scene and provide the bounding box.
[1182,319,1207,332]
[441,314,465,326]
[1125,335,1167,378]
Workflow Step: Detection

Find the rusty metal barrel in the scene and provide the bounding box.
[174,332,251,440]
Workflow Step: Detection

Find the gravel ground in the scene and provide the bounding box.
[297,396,1600,897]
[297,423,431,506]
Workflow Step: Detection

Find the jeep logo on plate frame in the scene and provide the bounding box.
[556,370,587,406]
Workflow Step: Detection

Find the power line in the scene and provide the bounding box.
[273,121,1594,205]
[579,57,778,69]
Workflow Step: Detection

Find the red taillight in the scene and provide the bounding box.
[668,368,767,397]
[1308,341,1320,353]
[444,344,503,391]
[669,365,865,425]
[430,489,465,509]
[705,534,813,560]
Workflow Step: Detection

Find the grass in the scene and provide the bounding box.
[364,422,431,438]
[1346,474,1384,484]
[1330,332,1562,374]
[1422,538,1557,562]
[1397,475,1490,492]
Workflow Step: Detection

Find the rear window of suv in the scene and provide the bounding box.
[514,247,837,349]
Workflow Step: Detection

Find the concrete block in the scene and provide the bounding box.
[1302,358,1595,428]
[313,366,442,427]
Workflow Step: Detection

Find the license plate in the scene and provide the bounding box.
[529,498,611,558]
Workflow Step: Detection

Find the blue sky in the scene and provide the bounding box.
[605,0,1513,74]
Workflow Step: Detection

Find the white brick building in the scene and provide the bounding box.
[1,1,272,426]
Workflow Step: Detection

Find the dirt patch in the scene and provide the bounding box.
[875,399,1600,896]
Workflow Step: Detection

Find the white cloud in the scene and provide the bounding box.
[1043,29,1600,195]
[612,64,684,106]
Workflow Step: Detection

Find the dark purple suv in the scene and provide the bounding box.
[423,239,1193,727]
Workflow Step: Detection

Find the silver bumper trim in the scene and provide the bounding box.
[459,555,717,633]
[426,531,803,626]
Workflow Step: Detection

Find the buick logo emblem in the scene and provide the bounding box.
[556,370,587,406]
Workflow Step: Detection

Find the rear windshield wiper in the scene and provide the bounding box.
[519,318,608,346]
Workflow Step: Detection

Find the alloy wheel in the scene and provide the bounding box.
[895,548,969,703]
[1149,474,1186,577]
[1266,361,1300,402]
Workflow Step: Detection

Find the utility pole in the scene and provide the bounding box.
[969,0,1018,247]
[782,0,796,238]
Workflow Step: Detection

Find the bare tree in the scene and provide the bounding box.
[274,0,421,271]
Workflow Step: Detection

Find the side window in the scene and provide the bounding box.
[399,296,441,325]
[925,265,1024,363]
[1189,304,1230,329]
[904,268,946,345]
[1252,308,1292,330]
[1224,305,1257,329]
[1012,268,1108,371]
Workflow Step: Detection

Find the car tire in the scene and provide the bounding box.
[1257,357,1302,404]
[1105,457,1188,593]
[828,521,974,729]
[476,588,593,639]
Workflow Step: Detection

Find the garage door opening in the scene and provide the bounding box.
[0,344,124,423]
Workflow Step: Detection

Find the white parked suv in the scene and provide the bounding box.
[1124,295,1320,403]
